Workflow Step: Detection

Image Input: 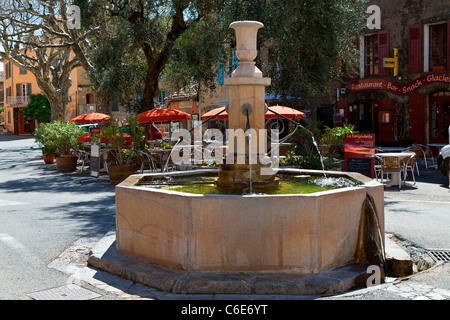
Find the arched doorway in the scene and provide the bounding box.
[429,91,450,143]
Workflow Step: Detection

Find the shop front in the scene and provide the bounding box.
[338,72,450,146]
[5,106,36,135]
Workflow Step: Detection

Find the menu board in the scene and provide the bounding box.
[90,144,100,178]
[344,134,376,178]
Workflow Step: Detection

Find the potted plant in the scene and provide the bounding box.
[100,116,145,184]
[50,121,85,172]
[320,124,358,156]
[33,122,58,164]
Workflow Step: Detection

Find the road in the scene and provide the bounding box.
[383,164,450,250]
[0,135,118,299]
[0,134,449,300]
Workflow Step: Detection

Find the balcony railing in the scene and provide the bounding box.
[6,96,31,106]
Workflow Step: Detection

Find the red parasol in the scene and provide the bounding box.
[265,105,306,120]
[200,105,305,121]
[70,113,111,124]
[138,108,193,124]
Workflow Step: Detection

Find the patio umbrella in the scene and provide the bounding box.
[200,105,305,121]
[265,105,306,120]
[199,107,228,121]
[138,108,193,124]
[70,112,111,124]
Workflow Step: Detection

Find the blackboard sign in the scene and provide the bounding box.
[90,144,101,178]
[346,157,373,178]
[344,134,376,178]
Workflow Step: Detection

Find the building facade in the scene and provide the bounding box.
[2,60,39,134]
[338,0,450,146]
[2,58,98,135]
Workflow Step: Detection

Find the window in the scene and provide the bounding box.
[5,62,11,79]
[364,34,379,76]
[157,90,166,105]
[86,93,93,104]
[19,68,27,75]
[429,23,448,69]
[380,111,391,124]
[430,91,450,142]
[362,30,390,78]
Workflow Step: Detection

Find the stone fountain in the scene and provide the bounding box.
[91,21,386,296]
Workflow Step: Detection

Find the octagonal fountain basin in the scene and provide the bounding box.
[115,168,384,277]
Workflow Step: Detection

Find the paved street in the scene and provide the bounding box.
[0,134,449,302]
[0,135,119,300]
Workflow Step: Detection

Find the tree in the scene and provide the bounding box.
[0,0,87,121]
[160,0,367,107]
[73,0,227,113]
[215,0,366,104]
[22,93,51,122]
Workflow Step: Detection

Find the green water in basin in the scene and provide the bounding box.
[141,175,360,195]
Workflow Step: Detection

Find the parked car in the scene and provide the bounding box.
[437,144,450,177]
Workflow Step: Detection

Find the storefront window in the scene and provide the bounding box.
[380,111,391,124]
[430,92,450,142]
[430,23,448,70]
[365,34,379,76]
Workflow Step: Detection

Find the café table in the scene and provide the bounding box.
[375,146,408,153]
[149,149,173,171]
[375,152,415,188]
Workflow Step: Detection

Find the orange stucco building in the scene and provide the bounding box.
[2,59,95,135]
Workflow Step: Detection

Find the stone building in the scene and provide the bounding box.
[337,0,450,147]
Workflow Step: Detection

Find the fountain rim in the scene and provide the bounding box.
[119,168,381,198]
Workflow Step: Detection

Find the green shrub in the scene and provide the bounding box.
[34,121,84,156]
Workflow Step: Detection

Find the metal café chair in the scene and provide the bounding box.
[380,155,405,188]
[402,151,418,185]
[139,151,158,174]
[77,150,91,172]
[413,144,436,169]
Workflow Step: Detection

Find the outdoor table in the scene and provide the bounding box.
[149,149,173,171]
[427,143,447,154]
[375,146,408,153]
[375,152,415,187]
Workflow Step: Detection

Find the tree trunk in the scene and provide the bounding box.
[35,78,70,122]
[48,94,69,122]
[139,68,160,113]
[96,89,112,115]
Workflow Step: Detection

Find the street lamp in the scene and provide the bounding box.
[76,85,82,116]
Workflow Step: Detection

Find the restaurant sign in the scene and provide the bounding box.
[344,133,376,179]
[348,72,450,96]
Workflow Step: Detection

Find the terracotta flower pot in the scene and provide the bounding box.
[56,155,78,173]
[43,154,55,164]
[108,164,136,184]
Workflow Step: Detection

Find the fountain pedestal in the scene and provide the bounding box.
[216,21,276,188]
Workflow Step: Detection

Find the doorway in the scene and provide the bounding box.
[429,91,450,143]
[349,101,379,136]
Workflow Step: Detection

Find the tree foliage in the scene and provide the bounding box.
[0,0,88,121]
[22,94,51,122]
[74,0,227,113]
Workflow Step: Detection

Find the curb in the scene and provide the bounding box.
[87,233,372,297]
